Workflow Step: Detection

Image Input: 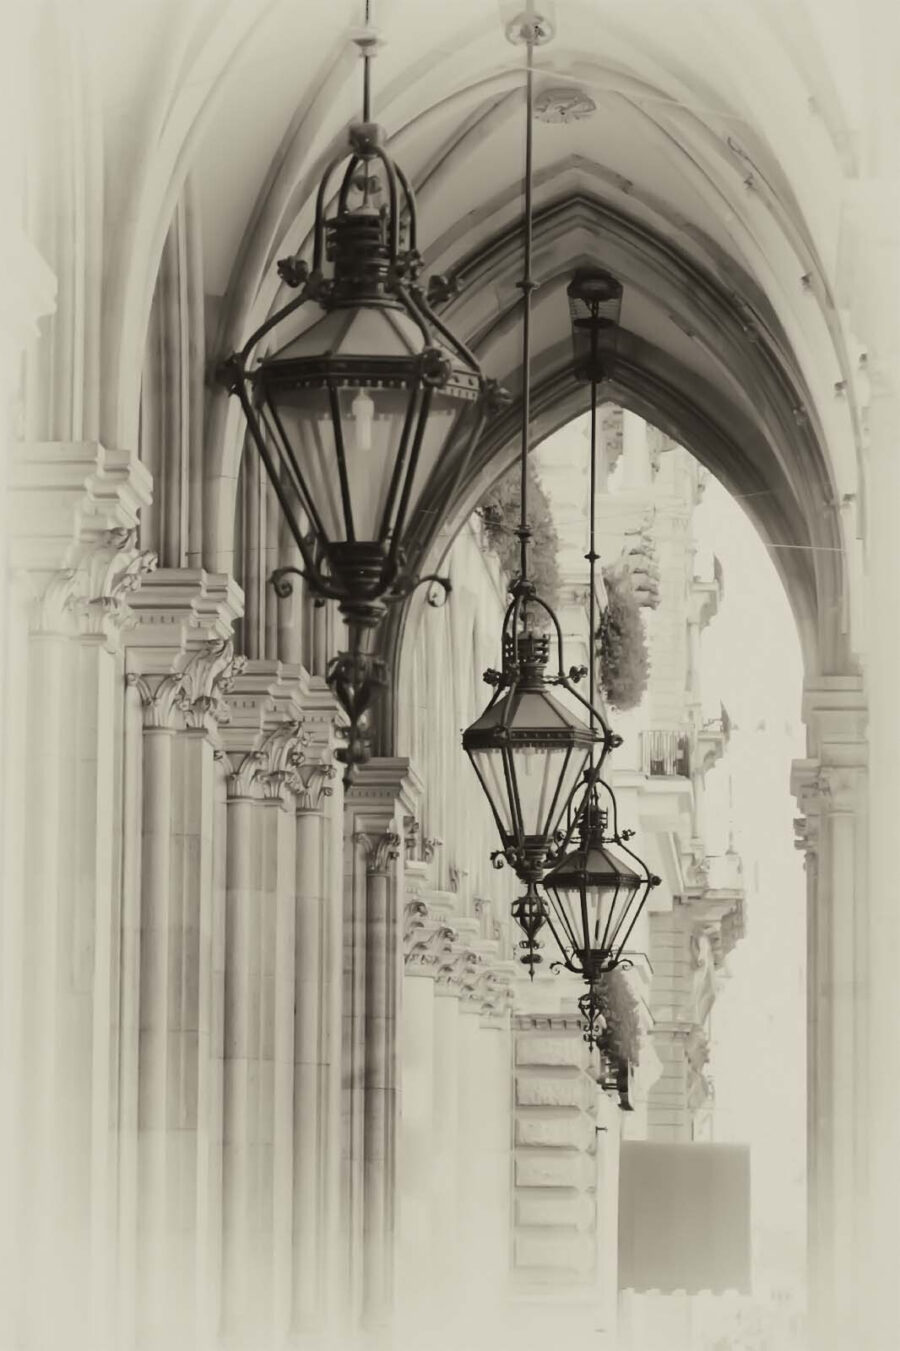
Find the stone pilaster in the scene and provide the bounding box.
[343,758,423,1332]
[215,662,312,1347]
[290,692,340,1337]
[792,676,867,1351]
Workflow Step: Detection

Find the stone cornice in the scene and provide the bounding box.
[344,757,423,819]
[125,568,243,673]
[9,442,152,580]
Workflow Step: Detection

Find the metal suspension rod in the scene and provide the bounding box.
[588,325,599,720]
[585,306,600,831]
[518,40,536,582]
[363,0,373,122]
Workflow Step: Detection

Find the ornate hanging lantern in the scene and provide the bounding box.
[462,8,615,883]
[220,24,503,770]
[541,778,660,974]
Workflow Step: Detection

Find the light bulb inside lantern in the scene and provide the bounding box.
[350,388,375,453]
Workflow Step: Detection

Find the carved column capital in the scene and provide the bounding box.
[220,748,266,802]
[179,639,246,733]
[354,831,401,876]
[257,719,309,806]
[293,760,336,812]
[127,638,245,734]
[792,753,867,863]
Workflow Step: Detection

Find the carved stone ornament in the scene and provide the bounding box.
[422,835,443,864]
[354,830,401,875]
[127,637,246,733]
[436,946,481,997]
[448,863,469,894]
[403,897,429,949]
[533,85,597,123]
[34,526,158,639]
[404,814,421,859]
[405,919,457,973]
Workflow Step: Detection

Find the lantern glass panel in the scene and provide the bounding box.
[545,838,643,958]
[263,382,458,545]
[467,746,514,836]
[511,740,588,840]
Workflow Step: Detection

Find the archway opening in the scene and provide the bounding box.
[396,402,807,1344]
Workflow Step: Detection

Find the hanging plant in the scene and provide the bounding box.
[477,461,561,610]
[598,567,649,710]
[596,966,642,1067]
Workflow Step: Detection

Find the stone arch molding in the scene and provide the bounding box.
[382,189,857,735]
[97,1,865,609]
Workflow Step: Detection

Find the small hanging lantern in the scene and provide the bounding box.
[464,591,616,882]
[540,778,660,1012]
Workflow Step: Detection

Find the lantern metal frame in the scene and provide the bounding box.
[219,30,505,772]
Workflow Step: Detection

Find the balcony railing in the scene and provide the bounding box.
[641,729,691,778]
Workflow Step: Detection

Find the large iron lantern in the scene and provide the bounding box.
[220,119,501,768]
[463,591,617,882]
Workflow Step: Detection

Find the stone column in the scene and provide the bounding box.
[343,758,422,1333]
[792,678,867,1351]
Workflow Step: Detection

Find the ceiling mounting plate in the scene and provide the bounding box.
[504,6,556,46]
